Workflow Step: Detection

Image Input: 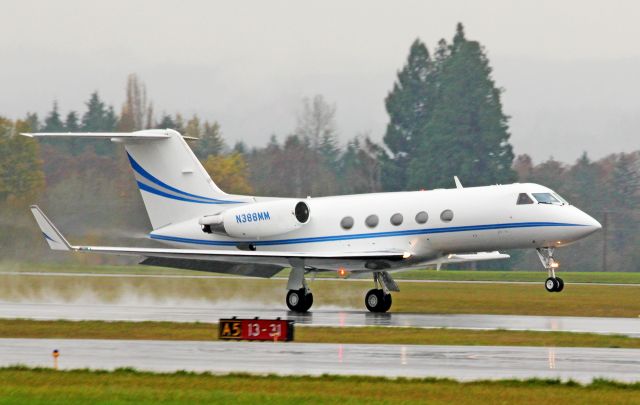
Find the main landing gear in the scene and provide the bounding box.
[286,263,314,312]
[286,288,313,312]
[537,247,564,293]
[365,271,399,313]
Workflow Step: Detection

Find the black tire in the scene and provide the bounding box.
[365,289,384,312]
[286,288,310,312]
[555,277,564,292]
[301,292,314,312]
[545,277,558,292]
[380,293,392,313]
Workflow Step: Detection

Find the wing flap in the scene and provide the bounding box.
[440,251,510,264]
[140,257,284,278]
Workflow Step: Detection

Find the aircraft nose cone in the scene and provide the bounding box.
[580,212,602,235]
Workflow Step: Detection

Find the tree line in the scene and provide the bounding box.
[0,23,637,271]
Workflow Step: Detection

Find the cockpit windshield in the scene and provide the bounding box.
[533,192,568,205]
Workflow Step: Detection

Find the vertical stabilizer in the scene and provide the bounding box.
[23,129,251,230]
[123,129,250,228]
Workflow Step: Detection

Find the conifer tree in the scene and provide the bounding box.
[43,102,64,132]
[408,24,516,189]
[383,39,435,190]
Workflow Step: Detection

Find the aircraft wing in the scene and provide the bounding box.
[31,205,407,278]
[439,252,511,263]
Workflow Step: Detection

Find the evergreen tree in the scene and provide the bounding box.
[565,152,605,213]
[24,113,40,132]
[42,102,75,154]
[80,92,118,155]
[194,121,225,159]
[157,114,176,130]
[383,39,435,190]
[339,136,383,194]
[408,24,516,189]
[81,92,117,131]
[609,153,640,211]
[64,111,80,132]
[43,102,64,132]
[233,141,247,155]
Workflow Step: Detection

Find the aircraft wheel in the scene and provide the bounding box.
[380,293,392,313]
[555,277,564,292]
[365,289,391,312]
[301,292,314,312]
[286,288,310,312]
[545,277,558,292]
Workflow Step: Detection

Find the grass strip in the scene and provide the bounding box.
[3,262,640,284]
[0,319,638,348]
[0,366,638,404]
[2,274,640,318]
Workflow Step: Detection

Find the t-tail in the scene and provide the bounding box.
[22,129,252,229]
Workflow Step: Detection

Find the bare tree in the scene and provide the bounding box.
[119,74,153,131]
[295,95,337,150]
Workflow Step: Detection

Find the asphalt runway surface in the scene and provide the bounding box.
[1,301,639,337]
[1,338,639,382]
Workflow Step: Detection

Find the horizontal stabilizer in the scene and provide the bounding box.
[30,205,71,251]
[20,130,196,140]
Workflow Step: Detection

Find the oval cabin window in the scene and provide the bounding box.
[390,213,403,226]
[440,209,454,222]
[415,211,428,224]
[365,214,379,228]
[340,216,354,230]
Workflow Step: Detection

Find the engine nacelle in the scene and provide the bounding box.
[199,200,310,239]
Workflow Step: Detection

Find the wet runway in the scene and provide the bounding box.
[1,301,639,337]
[1,338,639,382]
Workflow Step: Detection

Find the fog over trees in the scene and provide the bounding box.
[0,24,637,271]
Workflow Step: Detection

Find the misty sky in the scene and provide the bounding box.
[1,0,639,163]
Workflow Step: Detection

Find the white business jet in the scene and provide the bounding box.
[24,129,601,313]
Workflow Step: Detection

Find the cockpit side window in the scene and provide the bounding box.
[517,193,534,205]
[533,193,561,205]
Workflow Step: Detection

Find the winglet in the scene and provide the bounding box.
[454,176,463,189]
[30,205,72,251]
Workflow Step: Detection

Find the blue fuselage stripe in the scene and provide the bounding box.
[127,152,241,204]
[150,221,584,247]
[137,182,240,204]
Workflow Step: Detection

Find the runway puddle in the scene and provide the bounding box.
[0,273,361,310]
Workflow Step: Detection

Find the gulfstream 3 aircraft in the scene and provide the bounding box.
[25,129,601,313]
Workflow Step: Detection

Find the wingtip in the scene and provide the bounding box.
[29,205,72,251]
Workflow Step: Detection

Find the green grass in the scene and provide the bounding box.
[391,269,640,283]
[2,272,640,317]
[1,319,639,349]
[3,262,640,284]
[0,367,638,404]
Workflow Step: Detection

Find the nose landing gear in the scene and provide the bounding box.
[538,247,564,292]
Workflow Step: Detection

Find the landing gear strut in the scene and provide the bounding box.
[286,262,313,312]
[365,272,397,313]
[537,247,564,293]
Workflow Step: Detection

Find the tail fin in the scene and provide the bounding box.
[23,129,251,229]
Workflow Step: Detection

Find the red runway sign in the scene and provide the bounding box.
[219,318,294,341]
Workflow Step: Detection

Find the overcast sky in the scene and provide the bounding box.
[1,0,639,163]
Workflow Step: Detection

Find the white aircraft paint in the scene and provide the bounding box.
[23,129,601,312]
